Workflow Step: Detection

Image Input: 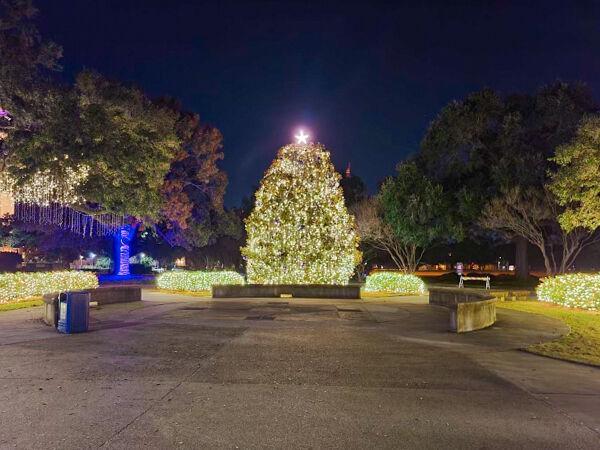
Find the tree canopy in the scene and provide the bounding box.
[550,115,600,233]
[0,0,62,171]
[4,71,180,218]
[377,161,457,272]
[157,105,239,250]
[417,82,598,274]
[419,83,597,223]
[1,1,233,261]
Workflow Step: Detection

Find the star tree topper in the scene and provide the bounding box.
[295,129,309,144]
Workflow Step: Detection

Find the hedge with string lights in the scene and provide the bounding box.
[536,273,600,310]
[364,271,426,295]
[157,270,244,292]
[0,271,98,303]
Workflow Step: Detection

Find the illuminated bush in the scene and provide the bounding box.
[364,272,426,295]
[157,270,244,291]
[0,271,99,304]
[536,273,600,311]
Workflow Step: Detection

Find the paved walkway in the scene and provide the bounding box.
[0,291,598,449]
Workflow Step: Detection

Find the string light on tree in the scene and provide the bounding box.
[0,165,124,236]
[0,165,89,206]
[1,97,123,237]
[242,132,361,285]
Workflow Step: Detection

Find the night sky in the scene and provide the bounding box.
[37,0,600,206]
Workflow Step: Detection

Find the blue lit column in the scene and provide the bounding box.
[113,224,135,276]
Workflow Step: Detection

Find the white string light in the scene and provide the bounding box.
[0,165,89,206]
[242,139,361,285]
[0,164,124,236]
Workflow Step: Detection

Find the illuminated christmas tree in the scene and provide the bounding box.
[242,131,361,284]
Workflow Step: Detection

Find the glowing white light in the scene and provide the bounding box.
[0,271,98,304]
[295,129,309,144]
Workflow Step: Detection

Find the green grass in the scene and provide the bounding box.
[424,277,538,290]
[498,300,600,366]
[421,273,539,290]
[154,288,212,298]
[361,290,417,298]
[0,297,44,312]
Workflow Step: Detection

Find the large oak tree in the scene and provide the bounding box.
[1,1,234,265]
[418,82,598,275]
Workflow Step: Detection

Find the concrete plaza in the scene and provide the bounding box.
[0,291,599,449]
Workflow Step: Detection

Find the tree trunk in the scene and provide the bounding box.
[514,236,529,280]
[535,243,554,276]
[113,224,137,276]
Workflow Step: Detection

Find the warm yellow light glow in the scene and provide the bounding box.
[0,165,89,206]
[0,271,98,303]
[537,273,600,310]
[157,270,244,291]
[0,191,14,216]
[364,271,427,294]
[174,257,186,267]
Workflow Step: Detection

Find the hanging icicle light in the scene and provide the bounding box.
[0,107,126,238]
[0,165,89,206]
[0,163,125,237]
[13,203,125,237]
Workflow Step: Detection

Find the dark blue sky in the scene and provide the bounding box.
[37,0,600,206]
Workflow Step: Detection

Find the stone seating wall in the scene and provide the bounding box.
[429,287,497,333]
[213,284,361,299]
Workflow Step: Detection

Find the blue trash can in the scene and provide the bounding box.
[57,291,90,334]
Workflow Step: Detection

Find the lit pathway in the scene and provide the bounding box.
[0,291,598,449]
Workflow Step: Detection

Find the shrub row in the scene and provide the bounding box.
[0,271,99,304]
[537,273,600,311]
[157,270,244,292]
[364,271,426,295]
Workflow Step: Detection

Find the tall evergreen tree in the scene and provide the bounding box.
[242,138,361,284]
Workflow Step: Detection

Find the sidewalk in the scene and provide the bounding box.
[0,292,598,448]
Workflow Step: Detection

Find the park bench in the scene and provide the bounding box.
[458,275,490,289]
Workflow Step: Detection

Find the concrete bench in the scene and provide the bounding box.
[213,284,361,299]
[89,286,141,305]
[42,286,142,327]
[428,288,497,333]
